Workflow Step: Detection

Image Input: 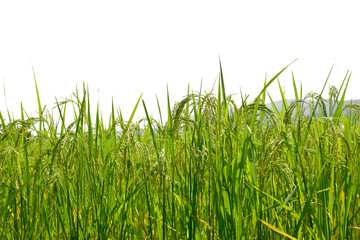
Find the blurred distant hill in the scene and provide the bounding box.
[265,99,360,117]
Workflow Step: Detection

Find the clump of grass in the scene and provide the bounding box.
[1,61,360,239]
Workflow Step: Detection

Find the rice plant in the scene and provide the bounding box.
[1,61,360,239]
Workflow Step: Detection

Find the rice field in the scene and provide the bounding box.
[1,62,360,239]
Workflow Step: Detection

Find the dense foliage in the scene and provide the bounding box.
[1,63,360,239]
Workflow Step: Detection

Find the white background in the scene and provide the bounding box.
[1,1,359,124]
